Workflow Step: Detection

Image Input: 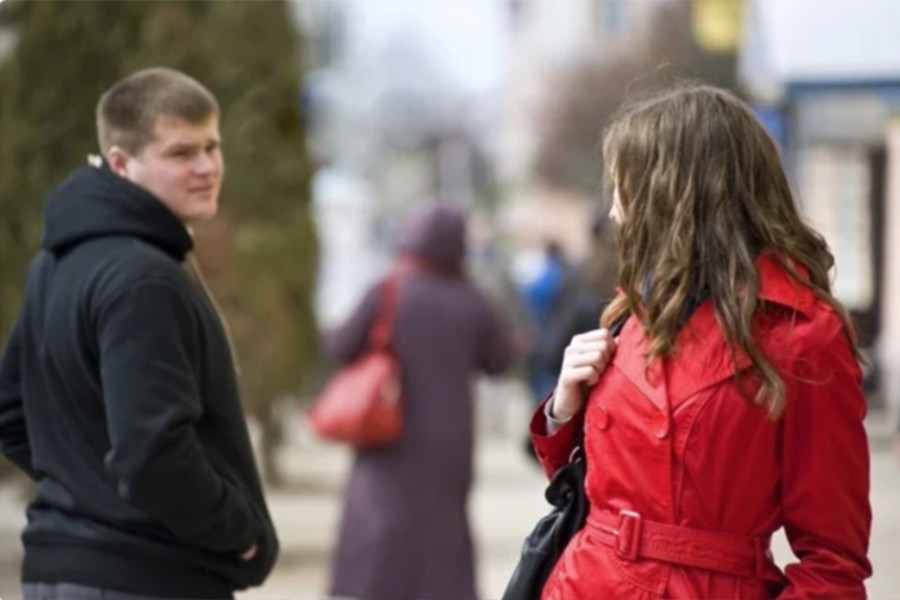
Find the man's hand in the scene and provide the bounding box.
[240,543,258,561]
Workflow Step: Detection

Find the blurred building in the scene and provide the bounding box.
[499,0,661,187]
[498,0,664,260]
[740,0,900,407]
[294,0,509,324]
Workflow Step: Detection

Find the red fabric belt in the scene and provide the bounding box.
[586,509,771,579]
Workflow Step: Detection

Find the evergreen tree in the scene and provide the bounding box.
[0,0,318,482]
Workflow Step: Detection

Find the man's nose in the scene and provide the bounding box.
[193,153,217,175]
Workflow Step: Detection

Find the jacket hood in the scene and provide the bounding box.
[42,165,193,259]
[396,202,466,268]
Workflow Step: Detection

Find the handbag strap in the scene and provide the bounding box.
[368,270,403,351]
[367,256,451,351]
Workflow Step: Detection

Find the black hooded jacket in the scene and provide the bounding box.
[0,165,278,597]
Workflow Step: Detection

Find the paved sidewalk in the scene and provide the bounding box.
[233,432,551,600]
[1,401,898,599]
[235,429,900,600]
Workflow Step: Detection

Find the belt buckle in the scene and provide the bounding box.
[616,509,642,561]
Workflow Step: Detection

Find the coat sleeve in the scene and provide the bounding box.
[529,395,582,480]
[778,314,872,599]
[98,279,262,555]
[0,317,35,479]
[323,281,383,365]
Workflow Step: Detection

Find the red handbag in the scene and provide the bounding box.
[307,272,403,448]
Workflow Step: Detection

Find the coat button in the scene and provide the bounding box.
[654,413,670,439]
[595,406,610,431]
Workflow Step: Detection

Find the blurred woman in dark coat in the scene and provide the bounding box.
[326,203,513,600]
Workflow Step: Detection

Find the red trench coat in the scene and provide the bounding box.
[531,256,872,599]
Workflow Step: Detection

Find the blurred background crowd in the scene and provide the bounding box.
[0,0,898,598]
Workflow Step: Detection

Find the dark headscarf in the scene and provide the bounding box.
[396,203,466,273]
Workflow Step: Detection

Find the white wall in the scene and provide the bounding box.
[880,118,900,412]
[741,0,900,96]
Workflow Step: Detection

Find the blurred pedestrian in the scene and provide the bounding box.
[0,68,278,599]
[531,85,871,598]
[534,214,618,378]
[519,241,568,407]
[326,202,513,600]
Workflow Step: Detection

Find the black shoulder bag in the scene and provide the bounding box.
[501,315,628,600]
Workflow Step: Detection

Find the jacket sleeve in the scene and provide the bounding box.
[323,281,382,364]
[529,394,582,480]
[0,317,35,479]
[98,279,261,555]
[778,315,872,599]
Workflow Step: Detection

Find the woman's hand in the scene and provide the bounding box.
[551,329,617,421]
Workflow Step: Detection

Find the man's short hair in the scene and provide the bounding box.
[96,67,219,155]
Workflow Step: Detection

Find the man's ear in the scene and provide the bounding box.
[106,146,132,177]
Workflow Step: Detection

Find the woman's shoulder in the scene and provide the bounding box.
[762,295,854,363]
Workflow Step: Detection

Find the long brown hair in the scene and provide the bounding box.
[599,84,859,418]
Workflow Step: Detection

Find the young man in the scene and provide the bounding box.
[0,68,278,599]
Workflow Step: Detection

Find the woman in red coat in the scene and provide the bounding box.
[532,85,872,599]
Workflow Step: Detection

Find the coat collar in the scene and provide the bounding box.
[755,253,815,318]
[610,254,815,412]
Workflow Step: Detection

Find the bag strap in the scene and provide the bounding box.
[367,269,404,351]
[608,311,629,338]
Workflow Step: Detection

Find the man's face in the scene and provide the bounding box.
[110,115,224,224]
